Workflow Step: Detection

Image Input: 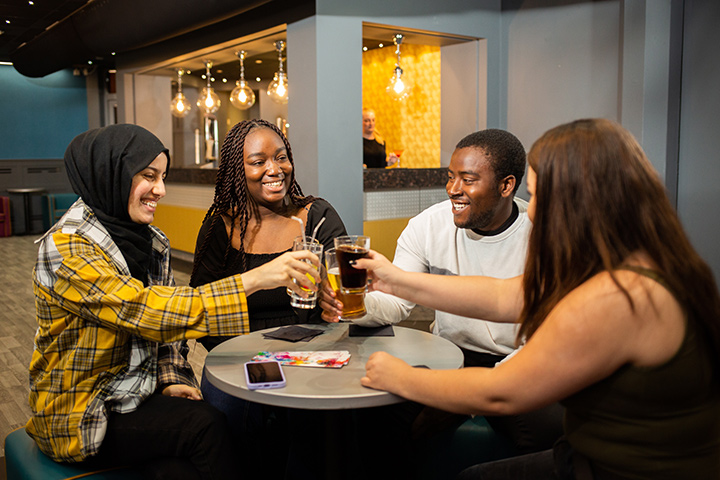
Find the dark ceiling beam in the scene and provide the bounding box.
[116,0,315,73]
[10,0,273,78]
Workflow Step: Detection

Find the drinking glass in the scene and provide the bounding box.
[287,236,323,309]
[387,148,403,168]
[333,235,370,294]
[325,248,367,320]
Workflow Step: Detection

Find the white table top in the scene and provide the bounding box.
[204,323,463,410]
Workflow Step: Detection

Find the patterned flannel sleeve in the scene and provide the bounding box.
[157,341,200,390]
[50,231,250,342]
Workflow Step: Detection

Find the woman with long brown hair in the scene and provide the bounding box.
[357,118,720,479]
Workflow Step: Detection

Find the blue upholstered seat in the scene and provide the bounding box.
[4,427,143,480]
[41,193,79,231]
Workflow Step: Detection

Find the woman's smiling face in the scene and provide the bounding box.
[128,153,167,224]
[243,127,292,209]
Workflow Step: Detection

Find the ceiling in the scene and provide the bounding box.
[143,23,474,90]
[0,3,474,84]
[137,27,288,90]
[0,0,89,63]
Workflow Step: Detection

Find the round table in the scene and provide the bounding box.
[204,322,463,410]
[7,187,46,235]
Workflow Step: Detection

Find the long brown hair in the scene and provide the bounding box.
[190,119,313,282]
[519,119,720,375]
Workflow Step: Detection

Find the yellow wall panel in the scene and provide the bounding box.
[153,205,207,254]
[156,205,409,261]
[362,44,441,169]
[363,217,411,261]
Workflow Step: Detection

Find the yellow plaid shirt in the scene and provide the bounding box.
[27,200,249,462]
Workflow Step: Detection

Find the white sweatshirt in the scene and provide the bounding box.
[356,199,531,355]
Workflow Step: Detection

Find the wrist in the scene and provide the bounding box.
[239,271,260,296]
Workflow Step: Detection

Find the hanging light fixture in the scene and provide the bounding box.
[386,34,413,101]
[230,50,256,110]
[267,40,288,104]
[170,68,191,118]
[197,60,221,114]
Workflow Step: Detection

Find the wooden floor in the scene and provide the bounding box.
[0,234,433,463]
[0,235,37,461]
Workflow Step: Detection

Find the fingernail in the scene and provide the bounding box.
[349,260,356,266]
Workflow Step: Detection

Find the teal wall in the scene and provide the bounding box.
[0,66,88,159]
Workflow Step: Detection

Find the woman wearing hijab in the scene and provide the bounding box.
[27,124,321,479]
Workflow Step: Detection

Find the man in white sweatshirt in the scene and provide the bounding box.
[321,129,562,456]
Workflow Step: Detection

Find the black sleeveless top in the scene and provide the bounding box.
[363,137,387,168]
[562,266,720,479]
[190,198,347,351]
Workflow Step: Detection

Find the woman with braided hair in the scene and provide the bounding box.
[190,119,346,475]
[191,118,346,343]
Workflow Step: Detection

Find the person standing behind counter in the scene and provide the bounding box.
[359,119,720,479]
[363,108,399,168]
[27,124,321,479]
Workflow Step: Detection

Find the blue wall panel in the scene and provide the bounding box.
[0,66,88,159]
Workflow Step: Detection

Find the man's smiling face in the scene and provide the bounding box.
[446,147,505,231]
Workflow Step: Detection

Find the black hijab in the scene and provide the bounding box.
[64,124,169,285]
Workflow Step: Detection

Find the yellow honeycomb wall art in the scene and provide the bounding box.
[362,44,441,169]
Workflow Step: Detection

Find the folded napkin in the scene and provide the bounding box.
[262,325,324,342]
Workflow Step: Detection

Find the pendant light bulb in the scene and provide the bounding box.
[230,51,256,110]
[267,40,289,104]
[197,61,221,114]
[170,69,192,118]
[386,34,412,101]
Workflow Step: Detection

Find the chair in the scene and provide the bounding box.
[0,196,10,237]
[4,427,143,480]
[42,193,79,230]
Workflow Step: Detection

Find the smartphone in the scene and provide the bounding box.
[244,361,286,390]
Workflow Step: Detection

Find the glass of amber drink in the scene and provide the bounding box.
[325,248,366,319]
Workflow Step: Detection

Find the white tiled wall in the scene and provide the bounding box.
[364,188,446,221]
[163,184,215,210]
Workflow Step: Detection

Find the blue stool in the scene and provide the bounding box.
[42,193,79,230]
[4,427,143,480]
[416,416,517,479]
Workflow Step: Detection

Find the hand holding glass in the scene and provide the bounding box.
[325,248,367,320]
[287,236,323,309]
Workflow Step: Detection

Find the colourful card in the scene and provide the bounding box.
[253,351,351,368]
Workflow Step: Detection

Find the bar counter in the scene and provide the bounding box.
[167,167,447,191]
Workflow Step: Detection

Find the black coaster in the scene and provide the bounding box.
[348,324,395,337]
